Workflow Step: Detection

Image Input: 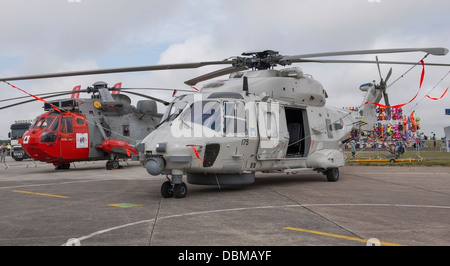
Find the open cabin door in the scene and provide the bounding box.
[285,107,310,157]
[256,102,289,160]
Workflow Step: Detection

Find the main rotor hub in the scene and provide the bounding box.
[232,50,290,70]
[87,81,109,93]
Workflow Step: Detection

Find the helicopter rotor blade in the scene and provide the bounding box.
[119,87,195,93]
[0,87,184,103]
[119,90,170,105]
[184,66,248,86]
[383,67,393,108]
[0,61,232,82]
[373,56,391,108]
[376,56,383,83]
[0,90,89,110]
[0,86,175,109]
[282,47,449,62]
[289,59,450,66]
[385,67,393,83]
[0,90,85,103]
[1,47,447,84]
[383,91,390,107]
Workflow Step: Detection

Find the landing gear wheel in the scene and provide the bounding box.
[111,160,120,169]
[55,163,70,170]
[326,168,339,182]
[106,159,121,170]
[161,181,174,198]
[173,182,187,198]
[106,160,112,170]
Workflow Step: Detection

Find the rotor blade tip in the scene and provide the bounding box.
[429,47,449,56]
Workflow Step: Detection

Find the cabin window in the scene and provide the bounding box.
[224,101,246,136]
[265,112,278,139]
[76,118,85,126]
[123,125,130,136]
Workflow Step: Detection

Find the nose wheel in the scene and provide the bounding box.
[161,180,187,198]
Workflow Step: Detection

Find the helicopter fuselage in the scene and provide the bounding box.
[139,68,355,189]
[21,91,161,169]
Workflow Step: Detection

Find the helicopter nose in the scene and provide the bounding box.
[146,156,165,176]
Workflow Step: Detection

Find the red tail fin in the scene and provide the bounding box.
[71,85,81,99]
[112,82,122,94]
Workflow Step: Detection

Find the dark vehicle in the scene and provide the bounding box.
[9,121,32,161]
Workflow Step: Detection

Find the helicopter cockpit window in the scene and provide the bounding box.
[33,116,60,131]
[182,101,221,132]
[38,116,59,143]
[160,101,188,124]
[33,117,52,129]
[49,117,60,132]
[224,101,246,136]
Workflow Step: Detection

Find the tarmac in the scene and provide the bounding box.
[0,156,449,247]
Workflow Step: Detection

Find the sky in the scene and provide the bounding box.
[1,0,450,140]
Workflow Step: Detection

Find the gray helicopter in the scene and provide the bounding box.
[1,47,449,197]
[137,48,449,198]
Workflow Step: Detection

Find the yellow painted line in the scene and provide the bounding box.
[352,159,390,162]
[12,190,69,199]
[283,227,405,246]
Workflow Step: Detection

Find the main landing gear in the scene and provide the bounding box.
[161,176,187,198]
[106,159,122,170]
[54,163,71,170]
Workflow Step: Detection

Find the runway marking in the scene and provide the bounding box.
[0,179,114,190]
[12,190,69,199]
[283,227,405,246]
[63,203,450,245]
[108,203,143,208]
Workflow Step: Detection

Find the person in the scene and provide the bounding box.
[420,132,425,148]
[396,141,405,158]
[386,143,396,158]
[1,143,6,163]
[350,140,356,158]
[432,133,436,148]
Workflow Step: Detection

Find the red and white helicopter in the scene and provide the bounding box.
[2,81,169,169]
